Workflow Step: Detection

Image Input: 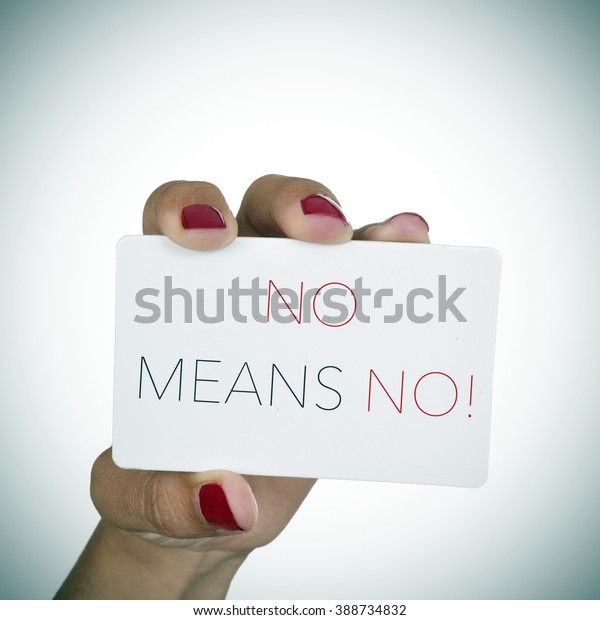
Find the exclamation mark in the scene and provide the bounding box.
[468,375,474,418]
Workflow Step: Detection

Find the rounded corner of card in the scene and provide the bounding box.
[116,235,136,252]
[111,444,134,470]
[485,246,502,269]
[469,468,490,489]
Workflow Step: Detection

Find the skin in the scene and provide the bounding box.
[55,174,430,600]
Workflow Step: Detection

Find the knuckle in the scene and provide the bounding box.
[164,181,224,204]
[89,449,113,513]
[142,474,199,538]
[146,181,225,212]
[144,181,184,212]
[141,473,170,534]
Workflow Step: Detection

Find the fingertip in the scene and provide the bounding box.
[181,203,226,229]
[199,484,244,532]
[143,181,238,251]
[385,212,429,232]
[358,212,430,243]
[297,194,354,244]
[159,202,238,251]
[198,473,258,534]
[237,175,353,244]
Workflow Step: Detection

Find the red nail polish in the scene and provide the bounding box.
[181,204,226,229]
[301,194,347,224]
[199,484,243,531]
[384,212,429,231]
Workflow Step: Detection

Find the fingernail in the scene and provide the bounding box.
[181,204,226,230]
[301,194,348,224]
[199,483,243,531]
[384,212,429,231]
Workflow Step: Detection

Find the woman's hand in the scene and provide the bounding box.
[56,174,430,600]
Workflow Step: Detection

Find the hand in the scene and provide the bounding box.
[56,174,430,599]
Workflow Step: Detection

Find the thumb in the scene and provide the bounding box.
[91,448,257,537]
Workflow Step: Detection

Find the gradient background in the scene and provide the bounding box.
[0,0,598,600]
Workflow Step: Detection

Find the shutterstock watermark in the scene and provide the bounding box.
[134,275,467,327]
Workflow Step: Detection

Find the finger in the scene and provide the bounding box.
[353,212,430,243]
[142,181,238,250]
[237,174,353,243]
[91,449,258,537]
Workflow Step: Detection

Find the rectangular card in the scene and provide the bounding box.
[113,236,501,487]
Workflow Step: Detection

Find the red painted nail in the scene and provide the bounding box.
[181,204,226,229]
[199,484,243,531]
[301,194,347,224]
[384,212,429,231]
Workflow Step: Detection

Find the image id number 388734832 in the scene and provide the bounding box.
[334,605,407,616]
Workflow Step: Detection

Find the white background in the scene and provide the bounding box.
[0,0,598,599]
